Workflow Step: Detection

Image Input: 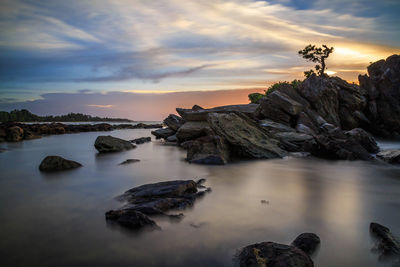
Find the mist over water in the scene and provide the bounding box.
[0,128,399,266]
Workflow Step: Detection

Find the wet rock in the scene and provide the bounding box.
[130,137,151,144]
[377,150,400,164]
[186,135,230,165]
[119,159,140,165]
[176,121,212,142]
[151,128,175,139]
[291,233,321,256]
[39,156,82,172]
[94,135,136,153]
[166,134,177,142]
[105,209,160,230]
[163,114,185,131]
[207,112,287,159]
[177,104,258,121]
[370,222,400,264]
[6,126,24,142]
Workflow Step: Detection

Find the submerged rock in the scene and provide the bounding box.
[94,135,135,153]
[39,156,82,172]
[238,232,320,267]
[377,149,400,164]
[119,159,140,165]
[130,136,151,144]
[105,209,159,230]
[370,222,400,265]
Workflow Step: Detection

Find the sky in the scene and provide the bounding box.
[0,0,399,120]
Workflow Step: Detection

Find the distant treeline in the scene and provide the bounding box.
[0,109,133,122]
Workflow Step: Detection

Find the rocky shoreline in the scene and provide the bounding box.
[152,55,400,165]
[0,122,162,142]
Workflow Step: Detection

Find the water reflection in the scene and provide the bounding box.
[0,130,400,266]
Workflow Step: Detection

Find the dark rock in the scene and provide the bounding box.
[166,134,177,142]
[163,114,185,131]
[6,126,24,142]
[370,222,400,262]
[291,233,321,256]
[259,119,296,134]
[94,135,136,153]
[192,104,204,111]
[130,137,151,144]
[207,112,287,159]
[186,135,230,165]
[24,129,41,140]
[176,121,212,142]
[39,156,82,172]
[345,128,379,153]
[119,159,140,165]
[151,128,175,139]
[177,104,258,121]
[105,209,160,230]
[377,150,400,164]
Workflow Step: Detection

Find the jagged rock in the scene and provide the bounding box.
[130,137,151,144]
[119,159,140,165]
[238,233,320,267]
[176,121,212,142]
[105,209,159,230]
[6,126,24,142]
[177,104,258,121]
[94,135,136,153]
[39,156,82,172]
[192,104,204,111]
[296,123,315,135]
[344,128,379,154]
[151,128,175,139]
[163,114,185,131]
[370,222,400,264]
[259,119,296,134]
[186,135,230,165]
[377,150,400,164]
[274,132,315,152]
[207,112,287,159]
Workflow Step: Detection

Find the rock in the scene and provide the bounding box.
[377,150,400,164]
[192,104,204,111]
[107,180,210,230]
[166,134,177,142]
[130,137,151,144]
[176,104,259,121]
[24,129,41,140]
[151,128,175,139]
[259,119,296,134]
[296,124,315,135]
[186,135,230,165]
[94,135,136,153]
[238,242,314,267]
[291,233,321,256]
[274,132,315,152]
[207,112,287,159]
[39,156,82,172]
[176,121,212,142]
[163,114,185,131]
[105,209,160,230]
[6,126,24,142]
[370,222,400,262]
[119,159,140,165]
[344,128,379,153]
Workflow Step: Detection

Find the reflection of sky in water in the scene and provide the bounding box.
[0,129,400,266]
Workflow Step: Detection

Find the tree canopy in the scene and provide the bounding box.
[298,44,334,77]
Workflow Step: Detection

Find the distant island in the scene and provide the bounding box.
[0,109,133,123]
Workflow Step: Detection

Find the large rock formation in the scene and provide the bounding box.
[176,121,212,142]
[94,135,136,153]
[39,156,82,172]
[177,104,258,121]
[186,135,230,165]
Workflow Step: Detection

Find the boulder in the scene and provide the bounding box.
[105,209,160,230]
[177,104,258,121]
[376,149,400,164]
[163,114,185,131]
[344,128,379,153]
[151,128,175,139]
[94,135,136,153]
[6,126,24,142]
[238,233,320,267]
[119,159,140,165]
[259,119,296,134]
[369,222,400,263]
[207,112,287,159]
[274,132,315,152]
[186,135,230,165]
[39,156,82,172]
[130,137,151,144]
[176,121,212,142]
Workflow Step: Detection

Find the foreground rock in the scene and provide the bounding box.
[106,179,210,230]
[208,112,287,159]
[186,135,230,164]
[377,150,400,164]
[370,222,400,265]
[130,137,151,144]
[177,104,258,121]
[39,156,82,172]
[238,233,320,267]
[94,135,136,153]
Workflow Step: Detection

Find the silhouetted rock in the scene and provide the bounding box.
[377,150,400,164]
[151,128,175,139]
[94,135,135,153]
[291,233,321,256]
[163,114,185,131]
[39,156,82,172]
[177,104,258,121]
[130,137,151,144]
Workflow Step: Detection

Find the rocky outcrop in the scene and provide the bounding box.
[163,114,185,131]
[94,135,136,153]
[208,112,287,159]
[130,137,151,144]
[6,126,24,142]
[176,121,212,142]
[238,233,320,267]
[177,104,258,121]
[377,149,400,164]
[106,179,210,230]
[39,156,82,172]
[186,135,230,164]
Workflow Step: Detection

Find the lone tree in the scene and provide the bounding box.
[298,44,334,77]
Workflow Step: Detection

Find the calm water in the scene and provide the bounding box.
[0,129,400,267]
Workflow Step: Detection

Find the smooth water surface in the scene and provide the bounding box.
[1,129,400,266]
